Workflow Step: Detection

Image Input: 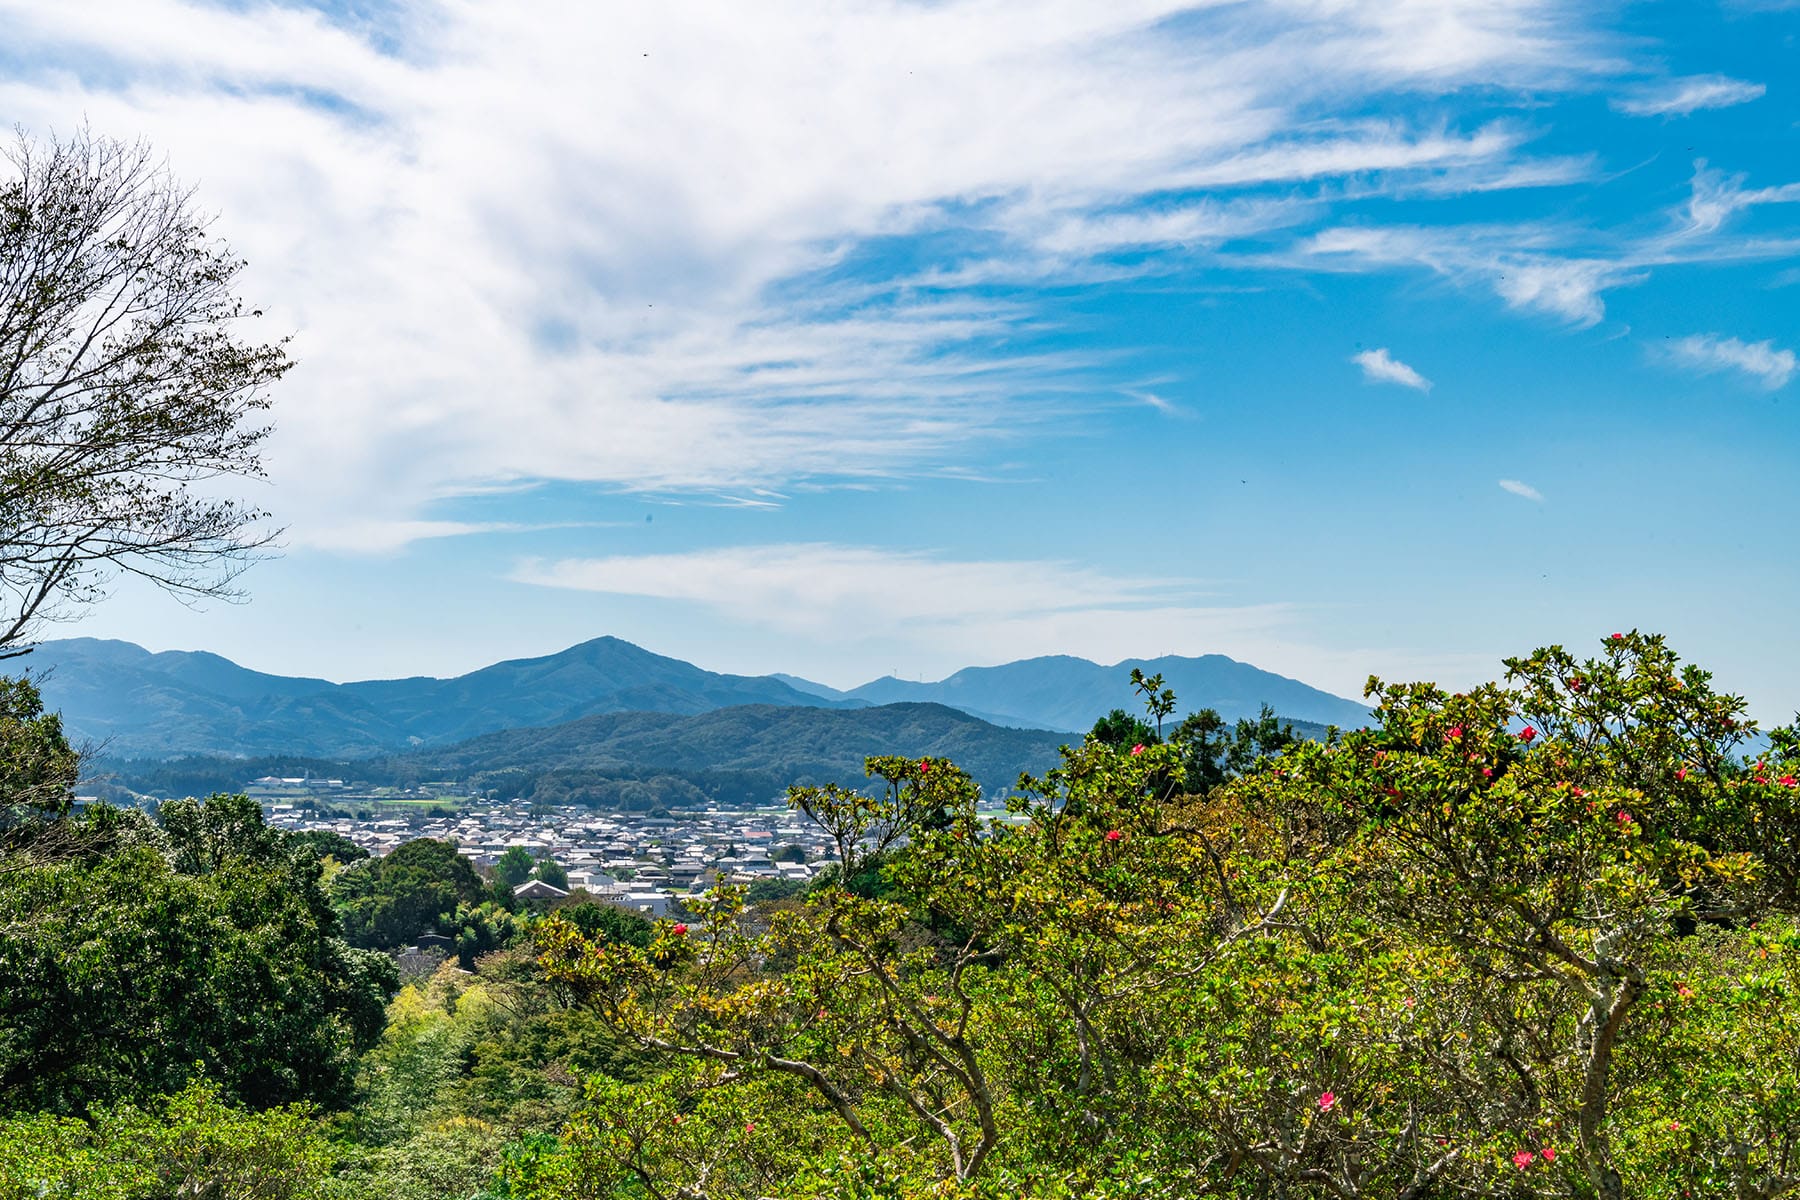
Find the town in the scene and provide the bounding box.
[244,773,924,918]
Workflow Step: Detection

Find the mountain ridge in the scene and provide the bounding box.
[24,636,1369,759]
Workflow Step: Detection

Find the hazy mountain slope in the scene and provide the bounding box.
[24,637,1365,761]
[26,636,843,758]
[339,636,849,744]
[400,701,1072,796]
[847,653,1371,732]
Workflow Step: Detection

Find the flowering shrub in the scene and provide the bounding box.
[525,633,1800,1200]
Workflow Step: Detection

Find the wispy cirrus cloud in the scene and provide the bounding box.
[1682,161,1800,236]
[0,0,1638,548]
[1665,334,1797,390]
[1499,479,1544,501]
[1352,348,1432,391]
[1299,225,1645,326]
[1613,75,1765,117]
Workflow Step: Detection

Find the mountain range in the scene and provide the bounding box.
[23,636,1370,760]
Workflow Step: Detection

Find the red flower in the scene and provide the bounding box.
[1513,1150,1536,1169]
[1318,1091,1337,1112]
[919,760,930,773]
[1482,767,1493,778]
[1677,983,1694,999]
[746,1121,756,1133]
[1616,811,1633,826]
[1542,1147,1556,1162]
[671,923,688,936]
[1105,830,1122,842]
[1518,726,1537,742]
[1131,743,1146,756]
[1781,775,1798,788]
[1612,633,1625,640]
[1676,767,1688,782]
[1668,1120,1682,1131]
[1446,725,1464,741]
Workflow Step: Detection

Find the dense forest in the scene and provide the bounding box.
[85,700,1091,808]
[6,633,1800,1198]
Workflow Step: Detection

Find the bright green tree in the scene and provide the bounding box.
[495,845,535,889]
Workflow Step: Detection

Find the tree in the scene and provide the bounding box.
[535,856,569,890]
[495,845,535,889]
[1168,702,1301,792]
[0,799,397,1115]
[0,1079,339,1200]
[0,128,291,653]
[1087,707,1156,751]
[332,837,488,950]
[0,674,78,824]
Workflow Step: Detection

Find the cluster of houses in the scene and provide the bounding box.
[259,791,835,918]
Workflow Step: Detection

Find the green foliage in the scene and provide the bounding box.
[1085,707,1156,751]
[0,1078,336,1200]
[1167,702,1302,793]
[337,955,643,1199]
[529,634,1800,1199]
[288,828,370,865]
[0,795,396,1116]
[533,856,569,890]
[746,876,809,904]
[495,845,535,888]
[0,675,78,822]
[332,837,487,950]
[557,900,654,949]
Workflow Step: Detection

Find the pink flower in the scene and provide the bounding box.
[671,923,688,936]
[1541,1147,1556,1163]
[1318,1091,1337,1112]
[1131,743,1146,756]
[1513,1150,1536,1169]
[745,1121,756,1133]
[1615,810,1632,825]
[1518,726,1537,742]
[919,760,930,773]
[1446,725,1464,741]
[1612,633,1625,640]
[1105,830,1122,842]
[1482,767,1493,778]
[1677,984,1694,999]
[1668,1120,1681,1131]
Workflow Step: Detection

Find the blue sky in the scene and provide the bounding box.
[4,0,1798,719]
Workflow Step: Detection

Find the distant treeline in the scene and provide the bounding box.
[85,755,893,811]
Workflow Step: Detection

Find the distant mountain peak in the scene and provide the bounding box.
[27,635,1368,759]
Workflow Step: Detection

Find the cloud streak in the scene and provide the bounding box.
[1613,75,1766,117]
[1666,334,1797,390]
[1499,479,1544,501]
[1353,348,1432,391]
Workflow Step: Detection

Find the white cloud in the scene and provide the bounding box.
[1613,75,1765,118]
[1666,334,1797,390]
[1352,347,1431,391]
[514,543,1206,629]
[1682,161,1800,236]
[1303,226,1644,326]
[0,0,1631,548]
[510,541,1458,698]
[1498,478,1544,501]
